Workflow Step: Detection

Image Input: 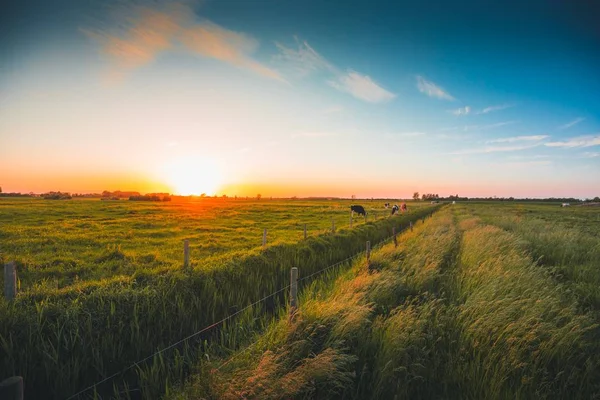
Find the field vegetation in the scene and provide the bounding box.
[170,203,600,400]
[0,197,434,399]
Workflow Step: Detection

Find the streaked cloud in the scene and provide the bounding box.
[450,106,471,116]
[487,135,548,144]
[416,76,455,100]
[328,70,396,103]
[501,160,551,167]
[85,2,285,82]
[323,105,344,114]
[450,143,541,155]
[545,135,600,148]
[558,117,585,130]
[291,131,340,138]
[476,104,515,114]
[275,38,394,103]
[274,36,336,76]
[581,152,600,158]
[463,120,518,131]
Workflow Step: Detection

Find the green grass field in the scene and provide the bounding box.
[0,197,435,399]
[168,202,600,400]
[0,197,414,290]
[2,200,599,399]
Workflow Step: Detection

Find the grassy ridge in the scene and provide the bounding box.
[0,204,436,399]
[170,208,459,399]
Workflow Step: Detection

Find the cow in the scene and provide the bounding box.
[384,202,390,209]
[391,204,399,215]
[400,203,407,213]
[350,205,367,217]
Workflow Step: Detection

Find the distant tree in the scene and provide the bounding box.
[594,196,600,202]
[351,194,356,200]
[0,186,2,193]
[257,194,262,200]
[413,192,420,201]
[200,193,206,198]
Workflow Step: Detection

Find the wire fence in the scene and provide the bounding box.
[66,215,428,399]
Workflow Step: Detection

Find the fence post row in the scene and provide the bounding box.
[303,224,307,240]
[183,240,190,268]
[262,228,267,248]
[0,376,23,400]
[290,267,298,314]
[4,262,17,301]
[331,217,335,233]
[410,221,413,232]
[393,227,398,248]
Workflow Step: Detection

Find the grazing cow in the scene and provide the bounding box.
[384,202,390,208]
[391,204,399,215]
[350,205,367,216]
[400,203,407,213]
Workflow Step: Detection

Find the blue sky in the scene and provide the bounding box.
[1,0,599,197]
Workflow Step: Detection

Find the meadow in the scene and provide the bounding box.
[0,197,410,290]
[169,202,600,400]
[0,197,435,399]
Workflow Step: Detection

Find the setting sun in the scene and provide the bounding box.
[161,158,223,195]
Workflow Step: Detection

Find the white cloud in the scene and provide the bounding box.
[291,131,339,138]
[450,106,471,116]
[463,120,518,131]
[416,76,455,100]
[502,160,551,167]
[274,37,336,76]
[450,143,541,155]
[545,135,600,148]
[583,152,599,158]
[323,105,344,114]
[328,70,396,103]
[477,104,515,114]
[581,152,600,158]
[487,135,548,144]
[558,117,585,130]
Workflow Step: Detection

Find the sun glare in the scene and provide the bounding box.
[162,158,223,196]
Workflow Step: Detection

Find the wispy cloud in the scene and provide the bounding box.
[487,135,548,144]
[581,152,600,158]
[450,143,541,155]
[275,38,394,103]
[558,117,585,130]
[463,120,519,131]
[501,160,551,168]
[416,76,455,100]
[385,131,426,138]
[84,2,285,82]
[291,131,340,138]
[328,70,396,103]
[274,36,335,76]
[545,135,600,148]
[476,104,515,114]
[450,106,470,116]
[322,105,344,114]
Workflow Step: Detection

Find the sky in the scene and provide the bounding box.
[1,0,599,198]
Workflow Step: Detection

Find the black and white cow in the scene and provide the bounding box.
[350,205,367,216]
[391,204,399,215]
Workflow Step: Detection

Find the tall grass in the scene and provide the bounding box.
[0,206,436,399]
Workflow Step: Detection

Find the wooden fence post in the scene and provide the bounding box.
[331,217,335,233]
[366,241,371,266]
[262,229,267,248]
[290,267,298,314]
[350,211,353,228]
[4,262,16,301]
[303,224,307,240]
[393,227,398,248]
[410,221,413,232]
[183,240,190,268]
[0,376,23,400]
